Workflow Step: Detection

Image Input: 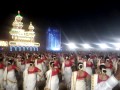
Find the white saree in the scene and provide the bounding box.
[21,64,25,72]
[71,71,86,90]
[45,69,59,90]
[84,61,93,75]
[62,61,72,89]
[42,62,47,74]
[0,69,4,89]
[23,68,37,90]
[25,63,30,69]
[91,74,98,90]
[3,67,18,90]
[106,68,112,77]
[95,76,118,90]
[35,59,44,81]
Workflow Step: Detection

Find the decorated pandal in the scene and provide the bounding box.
[0,11,40,51]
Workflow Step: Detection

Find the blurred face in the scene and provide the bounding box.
[102,68,107,74]
[30,63,34,66]
[106,59,109,63]
[78,64,83,69]
[65,56,69,60]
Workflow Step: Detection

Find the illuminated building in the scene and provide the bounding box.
[9,11,40,51]
[0,41,8,47]
[46,27,61,51]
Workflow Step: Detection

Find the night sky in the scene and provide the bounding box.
[0,1,120,49]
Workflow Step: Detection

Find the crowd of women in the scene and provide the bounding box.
[0,51,120,90]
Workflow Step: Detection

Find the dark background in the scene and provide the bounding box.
[0,1,120,49]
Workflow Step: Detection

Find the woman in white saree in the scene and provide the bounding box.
[105,58,113,77]
[71,62,90,90]
[3,60,20,90]
[35,55,45,81]
[25,55,32,69]
[44,61,59,90]
[84,56,93,75]
[23,61,41,90]
[62,55,72,89]
[91,64,109,90]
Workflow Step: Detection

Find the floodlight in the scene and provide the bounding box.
[116,48,120,50]
[98,43,109,49]
[82,44,91,49]
[113,43,120,48]
[67,43,77,49]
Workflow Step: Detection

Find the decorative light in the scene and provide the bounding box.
[0,41,8,47]
[9,41,40,47]
[8,10,40,51]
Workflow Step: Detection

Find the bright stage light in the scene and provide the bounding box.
[82,44,91,49]
[112,43,120,48]
[67,43,77,49]
[112,43,120,50]
[116,48,120,50]
[98,43,109,49]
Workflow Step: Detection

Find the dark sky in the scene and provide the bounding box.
[1,1,120,47]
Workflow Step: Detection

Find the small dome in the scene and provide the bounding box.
[28,22,34,31]
[12,20,19,28]
[15,11,23,22]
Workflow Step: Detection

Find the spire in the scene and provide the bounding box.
[18,10,20,14]
[28,21,34,31]
[15,10,23,22]
[17,10,21,16]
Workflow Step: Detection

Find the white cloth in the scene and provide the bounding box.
[42,62,47,74]
[86,67,92,75]
[45,69,59,90]
[76,80,86,90]
[71,71,77,90]
[0,69,4,89]
[3,67,18,90]
[71,71,86,90]
[91,74,98,90]
[35,59,44,81]
[23,68,37,90]
[25,64,30,69]
[95,75,118,90]
[21,65,25,72]
[63,66,72,88]
[106,68,112,77]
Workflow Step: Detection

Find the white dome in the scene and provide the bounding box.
[28,22,34,30]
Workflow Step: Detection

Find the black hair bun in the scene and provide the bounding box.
[8,60,13,65]
[99,64,106,70]
[49,61,54,67]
